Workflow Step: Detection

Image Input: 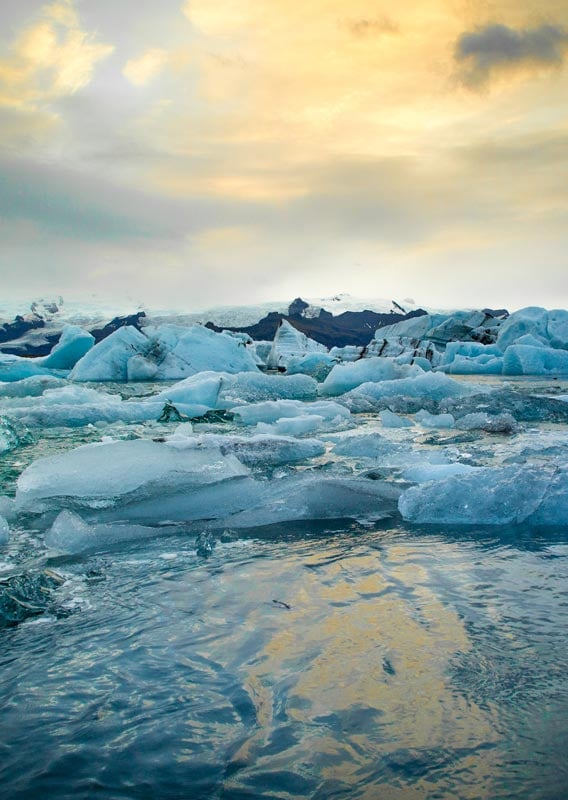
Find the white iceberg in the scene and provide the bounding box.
[320,357,422,397]
[266,320,327,371]
[70,324,260,382]
[15,438,250,514]
[230,399,350,426]
[40,325,95,370]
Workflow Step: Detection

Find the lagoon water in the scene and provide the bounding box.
[1,379,568,799]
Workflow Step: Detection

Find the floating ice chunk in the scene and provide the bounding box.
[441,389,568,423]
[344,373,480,414]
[0,496,16,522]
[401,463,478,483]
[151,371,318,409]
[219,474,401,529]
[220,434,325,466]
[45,510,165,553]
[320,357,422,397]
[456,412,518,434]
[266,320,327,370]
[0,375,67,398]
[0,515,9,545]
[440,342,503,374]
[219,372,318,403]
[251,341,272,365]
[152,373,224,408]
[0,355,61,382]
[41,325,94,369]
[442,354,503,375]
[0,416,34,452]
[332,432,401,460]
[285,353,336,380]
[4,384,211,428]
[255,415,326,437]
[379,410,414,428]
[502,344,568,375]
[70,324,260,381]
[328,345,364,362]
[231,399,350,426]
[546,309,568,349]
[399,465,555,525]
[164,428,325,467]
[527,466,568,526]
[496,307,549,352]
[145,324,259,378]
[70,326,148,381]
[373,313,447,340]
[15,439,249,514]
[415,409,455,429]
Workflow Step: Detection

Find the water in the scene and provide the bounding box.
[0,522,566,799]
[1,377,568,798]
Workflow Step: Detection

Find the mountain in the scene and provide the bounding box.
[206,298,427,348]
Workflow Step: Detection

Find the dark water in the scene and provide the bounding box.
[1,523,567,799]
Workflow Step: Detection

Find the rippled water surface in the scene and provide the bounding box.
[2,377,568,799]
[2,522,567,800]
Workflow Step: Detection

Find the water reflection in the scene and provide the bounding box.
[1,525,567,799]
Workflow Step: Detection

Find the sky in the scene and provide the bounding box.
[0,0,567,313]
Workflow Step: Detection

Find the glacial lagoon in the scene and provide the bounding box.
[1,374,568,799]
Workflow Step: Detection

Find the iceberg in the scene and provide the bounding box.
[216,474,401,529]
[502,344,568,376]
[320,357,422,397]
[398,465,556,525]
[415,409,455,429]
[401,463,478,483]
[379,409,414,428]
[45,510,168,553]
[40,324,94,369]
[285,353,336,380]
[15,438,250,514]
[0,355,62,383]
[496,307,550,352]
[0,375,67,398]
[0,515,9,545]
[70,324,260,381]
[230,399,351,426]
[70,326,148,381]
[266,319,327,371]
[0,496,16,522]
[342,372,481,414]
[255,415,328,437]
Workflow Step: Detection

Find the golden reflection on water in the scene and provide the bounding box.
[219,539,502,796]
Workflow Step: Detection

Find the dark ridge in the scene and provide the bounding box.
[288,297,310,316]
[207,304,427,348]
[0,311,148,357]
[91,311,147,343]
[0,314,45,345]
[482,308,509,319]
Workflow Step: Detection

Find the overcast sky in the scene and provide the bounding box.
[1,0,567,312]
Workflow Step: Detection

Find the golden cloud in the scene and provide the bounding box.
[0,0,113,111]
[123,49,169,87]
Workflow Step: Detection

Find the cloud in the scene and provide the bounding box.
[123,48,168,86]
[343,16,400,37]
[0,0,113,111]
[455,22,568,86]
